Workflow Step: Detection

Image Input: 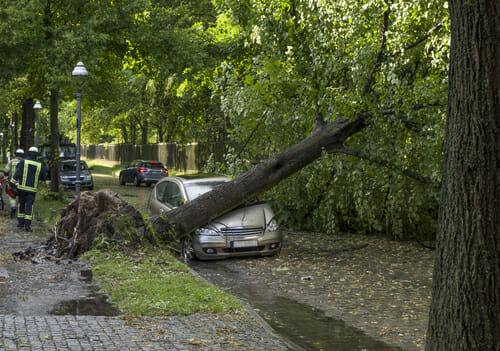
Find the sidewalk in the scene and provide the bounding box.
[0,215,293,350]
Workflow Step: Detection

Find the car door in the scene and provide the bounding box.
[149,181,168,215]
[149,180,183,215]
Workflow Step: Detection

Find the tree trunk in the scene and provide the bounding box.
[20,98,35,151]
[141,120,148,145]
[49,89,60,191]
[150,117,366,238]
[426,0,499,349]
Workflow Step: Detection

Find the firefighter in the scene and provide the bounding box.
[10,146,46,231]
[3,148,25,218]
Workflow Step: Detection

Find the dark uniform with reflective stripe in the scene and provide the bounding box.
[11,157,45,231]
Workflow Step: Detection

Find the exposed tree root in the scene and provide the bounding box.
[51,189,156,259]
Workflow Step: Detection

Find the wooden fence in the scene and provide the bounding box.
[81,142,225,172]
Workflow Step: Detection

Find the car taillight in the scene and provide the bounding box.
[138,167,147,173]
[162,169,168,174]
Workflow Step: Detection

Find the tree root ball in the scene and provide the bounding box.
[52,189,155,258]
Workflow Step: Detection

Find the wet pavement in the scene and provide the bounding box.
[0,213,294,350]
[192,262,403,351]
[189,232,432,351]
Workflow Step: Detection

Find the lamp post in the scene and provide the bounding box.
[0,132,5,164]
[33,101,42,149]
[72,62,88,195]
[11,122,15,158]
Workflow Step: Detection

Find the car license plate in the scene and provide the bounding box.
[231,240,258,248]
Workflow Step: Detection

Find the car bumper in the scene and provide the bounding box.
[60,180,94,189]
[192,230,282,260]
[139,174,168,184]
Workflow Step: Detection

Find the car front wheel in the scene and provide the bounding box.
[181,237,196,262]
[119,174,125,185]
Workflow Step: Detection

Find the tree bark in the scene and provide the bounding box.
[49,89,60,191]
[426,0,499,349]
[20,98,35,151]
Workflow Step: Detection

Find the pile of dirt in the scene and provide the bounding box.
[51,189,155,258]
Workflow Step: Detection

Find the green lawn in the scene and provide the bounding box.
[83,248,243,316]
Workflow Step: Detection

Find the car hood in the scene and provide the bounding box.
[205,201,276,230]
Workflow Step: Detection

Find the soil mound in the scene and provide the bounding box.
[14,190,156,261]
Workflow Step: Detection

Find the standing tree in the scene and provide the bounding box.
[19,98,35,151]
[425,0,499,349]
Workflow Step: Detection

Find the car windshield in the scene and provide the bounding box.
[42,146,76,159]
[184,180,228,201]
[61,162,88,172]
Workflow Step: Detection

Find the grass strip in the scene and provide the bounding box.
[83,248,243,316]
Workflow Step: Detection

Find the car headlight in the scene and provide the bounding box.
[60,176,70,181]
[195,227,219,236]
[266,218,279,232]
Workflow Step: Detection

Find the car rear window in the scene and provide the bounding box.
[144,162,164,169]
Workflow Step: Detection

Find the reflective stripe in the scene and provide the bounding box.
[10,159,20,177]
[17,160,42,192]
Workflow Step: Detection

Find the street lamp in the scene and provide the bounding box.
[11,122,16,157]
[33,101,42,148]
[0,132,5,164]
[72,62,88,195]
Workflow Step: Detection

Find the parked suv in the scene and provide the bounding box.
[119,160,168,187]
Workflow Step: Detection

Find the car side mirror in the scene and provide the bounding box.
[88,167,94,170]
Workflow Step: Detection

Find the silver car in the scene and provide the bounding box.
[148,174,282,260]
[59,160,94,190]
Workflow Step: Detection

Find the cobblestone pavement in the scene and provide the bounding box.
[0,214,293,351]
[0,314,290,350]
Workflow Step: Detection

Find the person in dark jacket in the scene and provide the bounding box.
[3,148,25,218]
[10,146,46,231]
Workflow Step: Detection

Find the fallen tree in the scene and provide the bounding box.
[150,113,437,240]
[149,116,367,238]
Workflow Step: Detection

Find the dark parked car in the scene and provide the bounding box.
[119,160,168,187]
[59,160,94,190]
[148,174,281,260]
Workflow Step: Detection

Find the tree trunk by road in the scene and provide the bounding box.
[49,89,60,191]
[425,0,499,349]
[20,98,35,151]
